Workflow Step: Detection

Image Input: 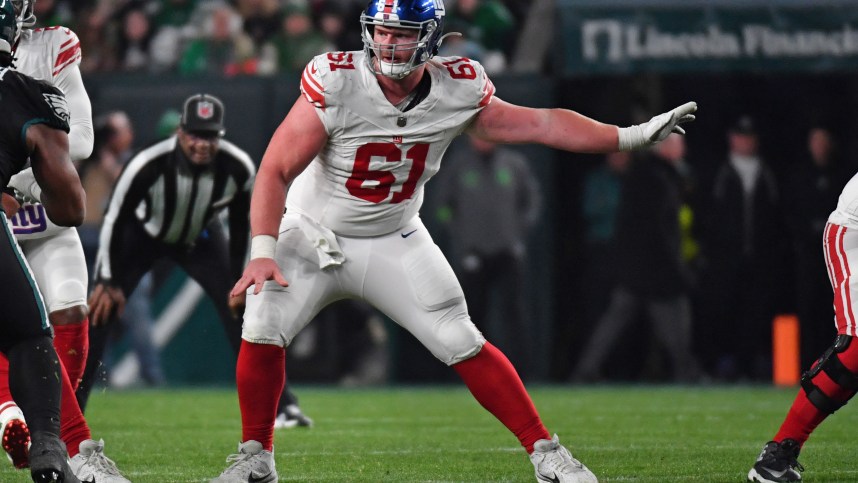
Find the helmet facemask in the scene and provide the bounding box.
[11,0,36,35]
[360,10,443,79]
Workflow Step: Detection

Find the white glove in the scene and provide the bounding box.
[8,168,42,203]
[617,102,697,151]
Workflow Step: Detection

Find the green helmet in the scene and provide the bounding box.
[0,0,17,56]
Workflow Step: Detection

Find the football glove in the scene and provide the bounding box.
[617,102,697,151]
[7,168,42,203]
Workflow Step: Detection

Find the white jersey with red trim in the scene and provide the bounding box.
[828,171,858,229]
[289,51,495,237]
[14,27,82,83]
[10,26,83,241]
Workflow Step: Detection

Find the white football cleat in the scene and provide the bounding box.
[0,403,30,469]
[530,434,597,483]
[211,440,277,483]
[69,439,130,482]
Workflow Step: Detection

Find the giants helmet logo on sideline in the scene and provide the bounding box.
[197,101,215,120]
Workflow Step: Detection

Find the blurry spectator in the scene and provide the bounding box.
[697,116,786,381]
[236,0,282,49]
[259,4,332,74]
[116,6,156,72]
[179,3,257,76]
[578,151,629,353]
[783,127,852,368]
[32,0,74,27]
[433,136,541,376]
[148,0,202,71]
[78,6,118,73]
[446,0,516,59]
[152,0,199,28]
[317,2,361,52]
[571,135,702,383]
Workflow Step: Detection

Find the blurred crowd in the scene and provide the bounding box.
[573,119,853,383]
[39,0,528,76]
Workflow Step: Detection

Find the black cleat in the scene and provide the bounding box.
[748,439,804,482]
[28,433,79,483]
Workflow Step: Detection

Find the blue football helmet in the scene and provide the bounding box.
[360,0,446,79]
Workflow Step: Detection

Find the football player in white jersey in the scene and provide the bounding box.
[213,1,697,482]
[0,1,130,481]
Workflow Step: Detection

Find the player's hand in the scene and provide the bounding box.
[88,282,126,326]
[230,258,289,297]
[645,102,697,141]
[228,291,246,318]
[1,193,20,217]
[618,102,697,151]
[7,168,42,203]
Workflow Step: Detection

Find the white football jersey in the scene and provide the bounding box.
[10,27,82,240]
[288,51,495,237]
[15,27,82,83]
[829,171,858,229]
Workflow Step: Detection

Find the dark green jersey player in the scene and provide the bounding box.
[0,1,85,481]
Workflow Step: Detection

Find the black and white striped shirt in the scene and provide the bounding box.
[94,135,255,283]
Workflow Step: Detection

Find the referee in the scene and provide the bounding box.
[79,94,311,425]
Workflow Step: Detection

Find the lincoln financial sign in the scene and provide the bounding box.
[560,4,858,75]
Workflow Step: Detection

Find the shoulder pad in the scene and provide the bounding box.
[33,26,82,76]
[432,56,496,108]
[300,52,359,109]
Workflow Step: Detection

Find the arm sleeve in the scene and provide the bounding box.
[53,65,93,162]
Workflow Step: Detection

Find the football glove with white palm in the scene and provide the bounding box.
[617,102,697,151]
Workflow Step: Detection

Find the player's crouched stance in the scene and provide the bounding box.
[211,0,696,481]
[749,213,858,480]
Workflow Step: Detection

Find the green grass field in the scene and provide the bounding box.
[0,385,855,482]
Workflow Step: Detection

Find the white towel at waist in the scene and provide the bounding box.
[297,215,346,269]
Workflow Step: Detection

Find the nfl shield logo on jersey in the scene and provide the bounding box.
[197,101,214,120]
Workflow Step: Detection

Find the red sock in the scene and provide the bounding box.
[57,358,91,457]
[774,339,858,445]
[453,342,549,453]
[53,321,89,391]
[0,354,12,407]
[237,341,285,451]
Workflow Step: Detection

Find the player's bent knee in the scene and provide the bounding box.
[801,334,858,414]
[48,304,87,326]
[48,279,88,314]
[242,298,289,346]
[427,313,486,365]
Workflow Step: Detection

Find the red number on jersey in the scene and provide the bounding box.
[346,143,428,204]
[328,52,355,71]
[442,58,476,80]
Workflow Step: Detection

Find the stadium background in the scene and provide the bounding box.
[78,0,858,386]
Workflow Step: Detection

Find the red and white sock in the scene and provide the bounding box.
[453,342,550,453]
[53,320,89,391]
[237,341,285,451]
